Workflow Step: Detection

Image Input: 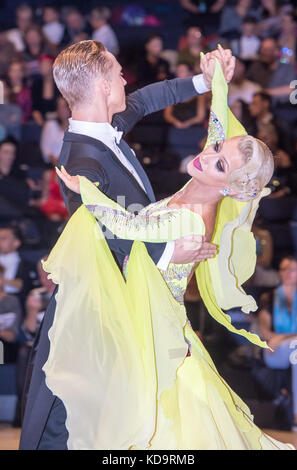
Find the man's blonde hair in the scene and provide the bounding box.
[53,40,113,110]
[228,135,274,202]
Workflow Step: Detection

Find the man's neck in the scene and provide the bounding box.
[72,107,111,124]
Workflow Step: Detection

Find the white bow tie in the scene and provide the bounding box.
[112,127,123,144]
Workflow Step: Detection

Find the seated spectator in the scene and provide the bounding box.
[164,62,207,159]
[31,54,59,126]
[278,12,297,65]
[0,137,31,217]
[29,166,69,221]
[257,0,290,39]
[22,24,52,79]
[0,24,19,77]
[257,123,297,199]
[0,264,22,363]
[0,226,37,302]
[42,5,64,48]
[178,26,205,74]
[40,96,70,165]
[231,16,261,60]
[137,34,171,87]
[258,255,297,431]
[180,0,226,36]
[248,92,274,131]
[246,38,296,112]
[5,3,33,53]
[61,7,91,46]
[228,58,261,106]
[250,219,280,288]
[0,80,22,141]
[219,0,258,41]
[15,255,55,425]
[90,7,119,56]
[5,60,32,124]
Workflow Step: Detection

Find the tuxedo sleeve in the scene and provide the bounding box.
[62,159,168,267]
[112,75,208,135]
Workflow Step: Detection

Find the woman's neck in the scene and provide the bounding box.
[178,178,222,206]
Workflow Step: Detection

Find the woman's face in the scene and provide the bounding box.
[279,259,297,286]
[8,63,24,82]
[187,137,244,191]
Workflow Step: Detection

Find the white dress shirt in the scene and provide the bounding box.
[68,73,209,270]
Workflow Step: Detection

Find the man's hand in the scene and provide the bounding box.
[201,45,236,89]
[171,234,217,264]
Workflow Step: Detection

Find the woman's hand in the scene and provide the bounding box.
[55,166,81,194]
[267,334,284,353]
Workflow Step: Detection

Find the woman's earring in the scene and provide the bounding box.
[220,188,231,196]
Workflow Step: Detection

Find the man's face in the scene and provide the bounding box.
[249,95,267,117]
[0,229,20,255]
[16,10,32,31]
[0,143,16,176]
[105,53,127,115]
[146,37,163,57]
[187,27,202,47]
[259,39,279,64]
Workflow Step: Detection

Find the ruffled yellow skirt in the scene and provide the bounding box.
[42,205,294,450]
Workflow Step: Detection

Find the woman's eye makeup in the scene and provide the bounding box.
[214,141,220,152]
[216,159,224,172]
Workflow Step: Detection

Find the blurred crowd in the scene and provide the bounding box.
[0,0,297,431]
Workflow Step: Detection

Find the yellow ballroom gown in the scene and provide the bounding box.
[41,62,294,450]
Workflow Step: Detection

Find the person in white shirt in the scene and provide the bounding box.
[90,7,119,56]
[6,3,33,53]
[42,5,64,47]
[228,57,261,106]
[40,96,71,165]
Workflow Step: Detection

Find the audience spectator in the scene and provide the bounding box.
[6,60,32,124]
[15,255,55,425]
[178,26,205,74]
[0,137,31,218]
[0,24,19,77]
[164,62,207,159]
[5,3,33,53]
[22,24,51,79]
[258,255,297,431]
[0,264,22,363]
[30,166,69,222]
[137,34,171,86]
[180,0,226,35]
[278,11,297,65]
[42,5,65,48]
[257,0,290,39]
[246,38,296,112]
[231,16,261,60]
[248,91,274,131]
[0,80,22,141]
[257,123,297,200]
[61,7,91,46]
[250,219,280,288]
[40,96,70,165]
[228,58,261,106]
[90,7,119,56]
[31,54,59,126]
[0,226,36,302]
[219,0,258,41]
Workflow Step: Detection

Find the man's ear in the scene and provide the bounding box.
[99,77,111,97]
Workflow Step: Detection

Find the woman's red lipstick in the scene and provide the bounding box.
[193,156,203,171]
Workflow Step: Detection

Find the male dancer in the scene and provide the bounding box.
[20,40,235,449]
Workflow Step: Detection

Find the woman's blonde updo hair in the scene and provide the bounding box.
[227,135,274,202]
